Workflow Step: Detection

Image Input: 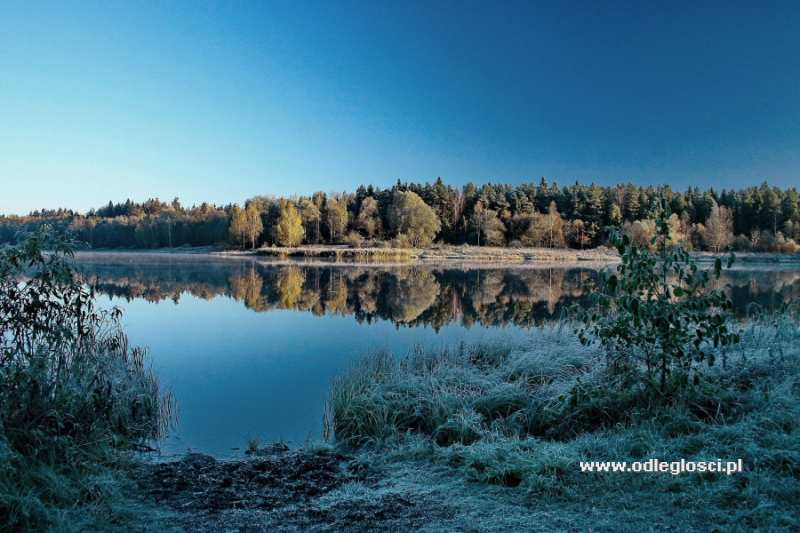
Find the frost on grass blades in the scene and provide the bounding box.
[327,310,800,529]
[327,216,800,530]
[0,230,171,530]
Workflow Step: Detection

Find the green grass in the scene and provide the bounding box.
[328,310,800,530]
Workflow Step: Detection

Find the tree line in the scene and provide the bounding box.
[2,179,799,252]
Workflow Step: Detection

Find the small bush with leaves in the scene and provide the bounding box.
[0,230,169,529]
[576,211,740,394]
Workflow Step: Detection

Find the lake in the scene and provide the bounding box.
[73,256,800,456]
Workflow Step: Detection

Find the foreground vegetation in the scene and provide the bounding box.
[327,225,800,530]
[326,313,799,530]
[2,179,799,254]
[0,233,168,530]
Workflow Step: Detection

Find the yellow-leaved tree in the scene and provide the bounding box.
[275,200,305,247]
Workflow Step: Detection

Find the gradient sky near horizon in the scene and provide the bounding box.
[2,0,799,215]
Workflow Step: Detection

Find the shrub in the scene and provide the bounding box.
[732,234,752,251]
[344,231,364,247]
[778,238,799,254]
[0,230,168,529]
[576,210,740,394]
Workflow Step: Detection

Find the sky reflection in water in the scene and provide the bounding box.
[77,258,800,455]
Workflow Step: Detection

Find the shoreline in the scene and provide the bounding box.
[127,314,800,532]
[70,245,800,269]
[130,445,542,532]
[75,244,621,266]
[692,251,800,265]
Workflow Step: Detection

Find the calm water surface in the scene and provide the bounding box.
[73,256,800,456]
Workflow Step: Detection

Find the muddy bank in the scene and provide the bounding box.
[138,447,354,512]
[132,446,453,532]
[129,444,691,532]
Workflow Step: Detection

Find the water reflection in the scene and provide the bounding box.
[74,259,800,327]
[70,257,800,454]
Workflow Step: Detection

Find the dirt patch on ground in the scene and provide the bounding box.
[127,446,723,532]
[132,447,456,531]
[136,447,358,511]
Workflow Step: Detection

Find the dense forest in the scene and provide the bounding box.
[2,179,799,253]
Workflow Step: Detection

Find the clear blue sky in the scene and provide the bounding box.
[2,0,798,215]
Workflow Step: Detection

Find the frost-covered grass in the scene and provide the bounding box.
[0,234,171,531]
[329,310,800,531]
[0,333,171,531]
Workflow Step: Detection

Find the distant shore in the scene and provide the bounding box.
[692,251,800,266]
[73,244,621,266]
[226,244,623,264]
[70,244,800,268]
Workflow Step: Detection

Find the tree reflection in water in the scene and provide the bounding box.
[74,260,800,329]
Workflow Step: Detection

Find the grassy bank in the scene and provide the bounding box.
[72,244,799,267]
[251,245,420,262]
[326,311,800,531]
[693,251,800,266]
[102,309,799,531]
[241,244,620,265]
[0,233,170,530]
